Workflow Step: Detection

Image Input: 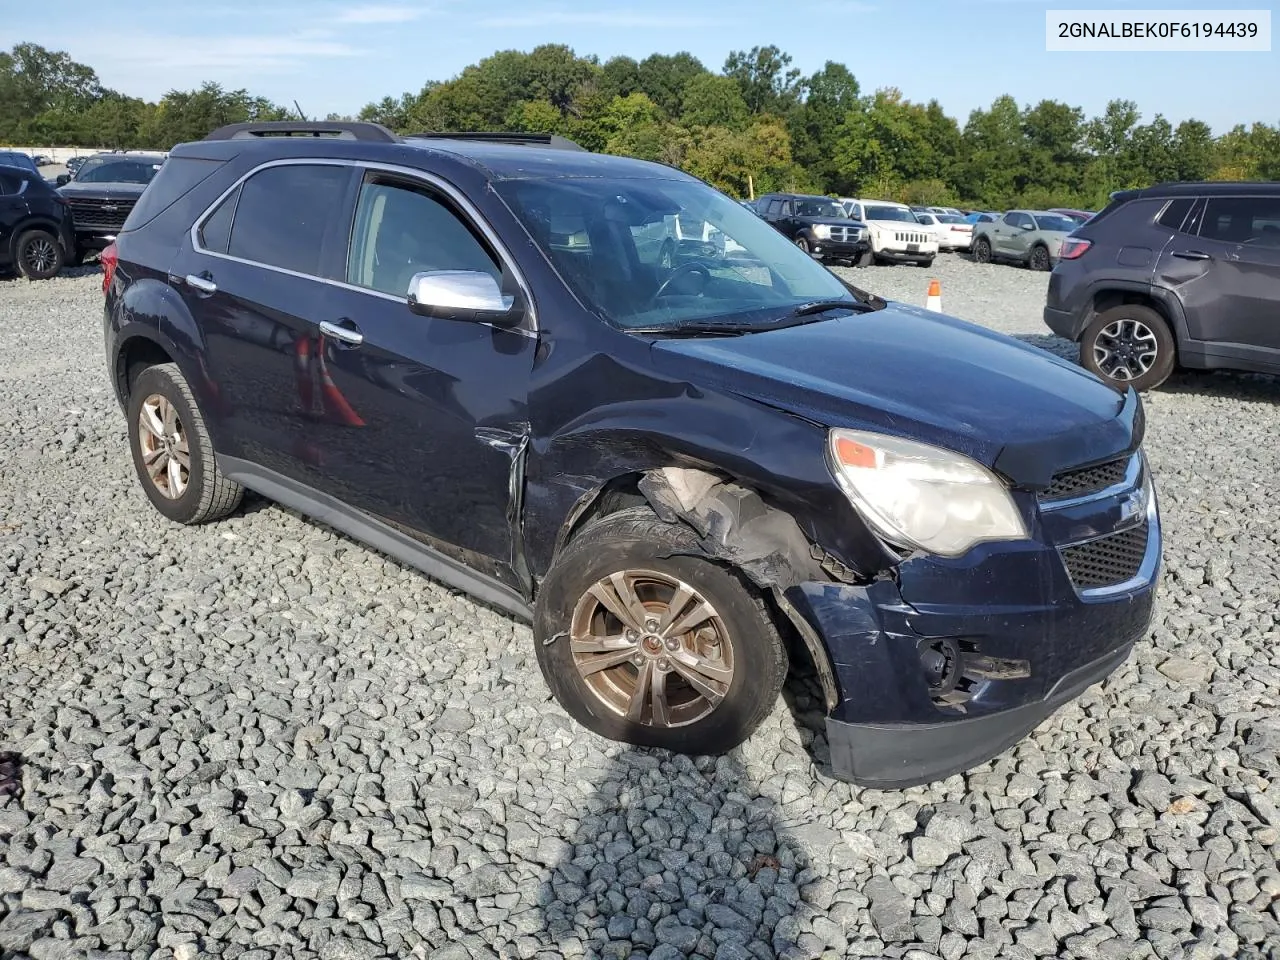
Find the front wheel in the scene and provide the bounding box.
[534,507,788,756]
[1079,304,1176,393]
[972,237,992,264]
[16,230,64,280]
[916,257,934,268]
[795,236,811,256]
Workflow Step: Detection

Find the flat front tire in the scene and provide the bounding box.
[534,506,788,756]
[1079,304,1176,393]
[127,363,244,524]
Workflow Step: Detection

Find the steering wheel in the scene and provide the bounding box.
[648,260,711,307]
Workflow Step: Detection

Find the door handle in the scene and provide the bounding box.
[185,274,217,294]
[1172,250,1212,261]
[319,319,364,346]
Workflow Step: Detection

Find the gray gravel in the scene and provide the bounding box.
[3,259,1280,960]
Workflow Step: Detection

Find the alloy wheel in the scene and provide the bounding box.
[569,569,735,728]
[1031,247,1050,270]
[22,237,58,274]
[1093,318,1158,381]
[137,394,191,498]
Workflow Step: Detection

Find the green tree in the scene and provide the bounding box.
[789,61,861,192]
[1170,119,1216,181]
[680,74,748,130]
[723,45,802,116]
[1019,100,1085,200]
[635,52,706,117]
[958,95,1025,208]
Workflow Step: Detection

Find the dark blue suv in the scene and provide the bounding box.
[103,122,1162,788]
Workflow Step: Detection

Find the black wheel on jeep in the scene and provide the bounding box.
[972,237,992,264]
[1080,304,1176,393]
[15,229,64,280]
[1029,245,1051,271]
[127,362,244,524]
[533,506,788,757]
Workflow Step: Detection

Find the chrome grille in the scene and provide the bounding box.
[1040,456,1130,502]
[1061,521,1149,589]
[829,226,863,242]
[67,197,134,232]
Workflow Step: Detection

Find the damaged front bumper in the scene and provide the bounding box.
[784,513,1160,789]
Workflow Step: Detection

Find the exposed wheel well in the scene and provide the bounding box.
[117,338,174,405]
[1085,292,1180,365]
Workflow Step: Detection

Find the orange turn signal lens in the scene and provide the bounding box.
[834,436,877,469]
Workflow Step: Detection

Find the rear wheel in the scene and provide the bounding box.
[16,230,63,280]
[972,237,992,264]
[127,363,244,524]
[1080,304,1176,392]
[1029,245,1051,271]
[534,507,788,756]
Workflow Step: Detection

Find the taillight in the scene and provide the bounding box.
[100,242,118,294]
[1058,237,1092,260]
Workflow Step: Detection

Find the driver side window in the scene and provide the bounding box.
[346,177,502,299]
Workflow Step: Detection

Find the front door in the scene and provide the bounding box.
[302,168,537,588]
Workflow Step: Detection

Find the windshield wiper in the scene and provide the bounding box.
[785,299,875,317]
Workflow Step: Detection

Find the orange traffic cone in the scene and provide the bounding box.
[315,343,366,427]
[925,279,942,312]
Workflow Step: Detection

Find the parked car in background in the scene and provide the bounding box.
[1045,181,1280,392]
[65,156,87,178]
[755,192,870,265]
[102,121,1160,789]
[972,210,1079,271]
[925,205,965,218]
[964,211,1001,225]
[0,150,40,175]
[1050,208,1095,225]
[56,151,166,264]
[915,211,973,251]
[0,165,76,280]
[841,198,938,266]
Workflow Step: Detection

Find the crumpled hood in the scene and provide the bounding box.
[649,302,1142,487]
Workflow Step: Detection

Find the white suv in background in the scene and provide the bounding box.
[839,198,938,266]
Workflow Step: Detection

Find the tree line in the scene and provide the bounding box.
[3,41,1278,209]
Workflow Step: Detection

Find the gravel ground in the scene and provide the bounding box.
[2,258,1280,960]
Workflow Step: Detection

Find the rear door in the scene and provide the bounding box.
[1171,194,1280,361]
[168,160,357,477]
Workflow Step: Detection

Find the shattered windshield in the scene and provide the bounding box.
[496,176,857,332]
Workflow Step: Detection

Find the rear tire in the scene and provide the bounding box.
[1079,304,1176,393]
[1029,245,1051,271]
[15,229,63,280]
[972,237,992,264]
[533,506,788,757]
[127,363,244,524]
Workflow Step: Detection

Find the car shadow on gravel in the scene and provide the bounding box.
[533,747,831,960]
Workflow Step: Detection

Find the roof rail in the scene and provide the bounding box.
[405,131,587,152]
[203,121,401,142]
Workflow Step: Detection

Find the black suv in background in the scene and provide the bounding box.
[755,192,870,265]
[1045,181,1280,392]
[57,151,166,264]
[0,165,76,279]
[103,122,1160,789]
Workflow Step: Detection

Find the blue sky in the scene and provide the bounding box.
[6,0,1276,133]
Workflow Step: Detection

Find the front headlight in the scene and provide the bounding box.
[826,428,1029,557]
[812,224,831,240]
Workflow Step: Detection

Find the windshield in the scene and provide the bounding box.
[1032,214,1079,232]
[74,157,163,184]
[794,198,847,219]
[864,205,918,222]
[496,176,855,332]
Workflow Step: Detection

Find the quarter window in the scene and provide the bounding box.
[0,172,22,196]
[1199,196,1280,247]
[219,164,350,276]
[199,184,238,254]
[345,178,501,298]
[1156,198,1194,232]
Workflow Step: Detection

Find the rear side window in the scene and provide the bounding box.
[222,164,350,276]
[1199,196,1280,246]
[0,172,22,196]
[122,157,223,232]
[1156,198,1194,232]
[199,184,239,254]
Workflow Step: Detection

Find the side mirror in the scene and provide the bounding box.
[406,270,523,327]
[56,174,70,186]
[1022,223,1035,231]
